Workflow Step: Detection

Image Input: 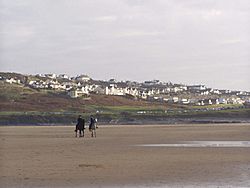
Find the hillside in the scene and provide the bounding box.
[1,81,249,125]
[0,81,173,112]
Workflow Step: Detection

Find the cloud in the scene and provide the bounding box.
[116,31,162,37]
[221,39,242,45]
[94,16,117,22]
[0,0,249,91]
[0,25,35,47]
[200,9,223,20]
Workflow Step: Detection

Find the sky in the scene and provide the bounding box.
[0,0,249,91]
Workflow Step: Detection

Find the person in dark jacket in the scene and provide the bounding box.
[75,115,85,137]
[89,115,98,137]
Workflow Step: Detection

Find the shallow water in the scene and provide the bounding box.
[135,141,250,147]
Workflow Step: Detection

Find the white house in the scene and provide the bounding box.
[204,99,213,105]
[180,98,190,105]
[210,89,221,94]
[227,97,244,104]
[58,74,70,79]
[5,78,21,84]
[45,74,57,79]
[188,85,207,91]
[75,75,91,82]
[138,90,148,99]
[68,89,89,98]
[93,85,105,94]
[79,85,90,95]
[180,86,188,91]
[29,80,48,89]
[200,90,210,95]
[49,83,60,89]
[197,100,205,106]
[127,88,139,96]
[105,84,124,96]
[168,96,179,103]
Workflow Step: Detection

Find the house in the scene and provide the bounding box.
[93,85,105,94]
[36,74,46,78]
[170,87,182,93]
[65,85,73,91]
[163,98,169,102]
[218,98,227,104]
[5,78,21,84]
[179,98,190,105]
[236,91,248,96]
[58,74,70,79]
[210,89,221,94]
[189,99,199,105]
[219,90,232,94]
[197,100,205,106]
[180,85,188,91]
[109,78,117,83]
[144,80,160,86]
[188,85,206,91]
[212,99,220,105]
[167,96,179,103]
[203,99,213,105]
[45,74,57,79]
[79,85,90,95]
[49,83,60,89]
[200,90,210,95]
[160,87,171,94]
[105,84,124,96]
[126,87,139,96]
[138,90,148,99]
[227,97,244,104]
[29,80,48,89]
[68,89,89,98]
[75,75,91,82]
[62,82,77,91]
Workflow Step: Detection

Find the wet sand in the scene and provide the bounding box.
[0,124,250,187]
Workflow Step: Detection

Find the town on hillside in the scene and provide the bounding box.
[1,72,250,107]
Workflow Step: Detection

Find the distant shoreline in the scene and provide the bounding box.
[1,117,250,126]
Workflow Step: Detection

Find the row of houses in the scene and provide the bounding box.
[4,78,21,84]
[68,83,248,105]
[36,74,91,82]
[28,80,75,90]
[148,96,245,105]
[2,73,248,97]
[2,74,249,105]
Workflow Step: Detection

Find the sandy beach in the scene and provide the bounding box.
[1,124,250,188]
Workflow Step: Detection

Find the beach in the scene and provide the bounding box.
[1,124,250,187]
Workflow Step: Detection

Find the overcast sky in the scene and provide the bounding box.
[0,0,249,91]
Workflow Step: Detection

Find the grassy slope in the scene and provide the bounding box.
[0,81,176,113]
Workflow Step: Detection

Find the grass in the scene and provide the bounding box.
[189,103,243,109]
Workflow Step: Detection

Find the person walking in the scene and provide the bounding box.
[75,115,85,137]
